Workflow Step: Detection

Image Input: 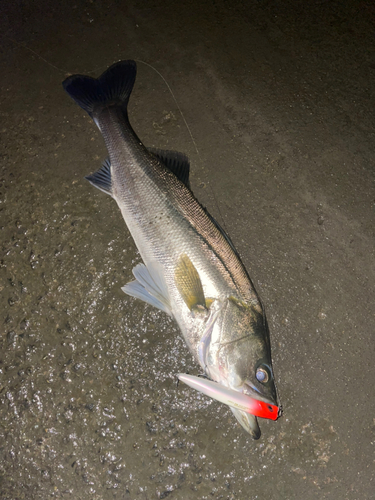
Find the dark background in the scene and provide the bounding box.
[1,1,374,499]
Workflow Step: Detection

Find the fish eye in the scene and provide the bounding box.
[256,366,269,384]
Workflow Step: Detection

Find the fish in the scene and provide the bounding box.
[63,60,280,439]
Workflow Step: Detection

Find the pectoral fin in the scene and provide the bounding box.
[174,254,206,312]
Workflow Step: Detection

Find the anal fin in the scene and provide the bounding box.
[85,158,113,197]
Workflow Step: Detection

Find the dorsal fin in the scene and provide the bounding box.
[148,148,190,188]
[86,148,190,195]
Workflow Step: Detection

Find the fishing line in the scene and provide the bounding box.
[4,38,198,161]
[135,59,200,159]
[4,38,199,162]
[135,59,229,233]
[4,35,68,74]
[3,39,228,230]
[4,39,201,164]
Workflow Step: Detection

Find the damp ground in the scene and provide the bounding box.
[1,1,374,499]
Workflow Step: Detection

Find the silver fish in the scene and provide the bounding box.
[63,60,280,439]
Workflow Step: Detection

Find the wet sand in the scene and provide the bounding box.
[1,1,374,498]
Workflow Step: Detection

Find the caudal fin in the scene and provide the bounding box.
[62,60,137,117]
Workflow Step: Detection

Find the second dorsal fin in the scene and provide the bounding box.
[148,148,190,188]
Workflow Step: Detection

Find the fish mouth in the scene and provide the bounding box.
[242,380,278,407]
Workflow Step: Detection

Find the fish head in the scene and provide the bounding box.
[207,296,278,409]
[202,296,278,438]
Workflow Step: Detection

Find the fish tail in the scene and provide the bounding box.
[62,60,136,117]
